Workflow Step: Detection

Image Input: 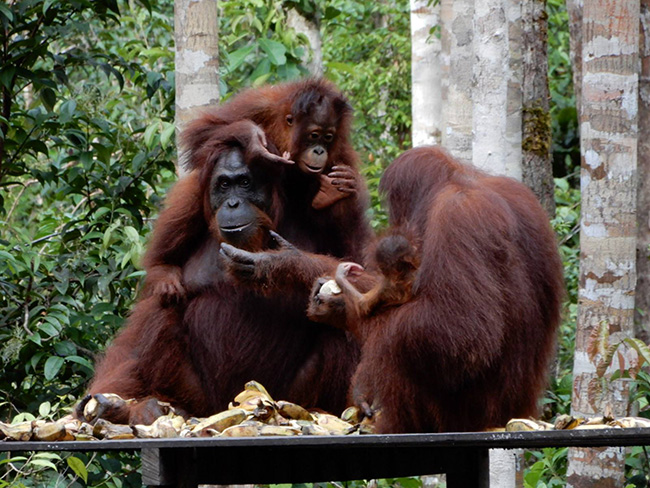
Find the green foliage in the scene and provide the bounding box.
[219,0,311,95]
[322,0,411,229]
[0,0,176,420]
[0,0,175,485]
[0,450,141,487]
[524,448,568,488]
[547,0,579,181]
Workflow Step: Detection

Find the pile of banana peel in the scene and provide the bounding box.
[505,414,650,432]
[3,381,650,442]
[0,381,373,442]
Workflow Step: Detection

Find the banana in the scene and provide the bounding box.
[505,418,549,432]
[554,414,583,430]
[243,381,273,401]
[220,422,261,437]
[341,406,362,424]
[313,412,354,434]
[92,419,135,439]
[190,408,249,435]
[613,417,650,428]
[33,421,67,441]
[0,421,33,441]
[277,401,312,421]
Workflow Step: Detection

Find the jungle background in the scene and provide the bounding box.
[0,0,641,486]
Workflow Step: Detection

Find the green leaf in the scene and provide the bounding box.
[65,355,94,371]
[258,38,287,65]
[0,3,12,21]
[626,338,650,367]
[326,62,356,74]
[54,341,76,356]
[0,457,27,465]
[40,88,57,112]
[143,121,159,149]
[39,401,51,417]
[44,356,65,380]
[13,412,35,423]
[28,331,42,346]
[123,226,140,243]
[67,456,88,483]
[59,100,77,124]
[227,45,255,72]
[34,453,61,461]
[160,122,175,149]
[43,0,57,14]
[0,66,16,90]
[29,459,57,470]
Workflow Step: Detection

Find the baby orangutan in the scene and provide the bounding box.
[309,233,419,336]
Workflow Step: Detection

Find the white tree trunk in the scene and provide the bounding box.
[471,0,522,178]
[175,0,219,172]
[567,1,640,486]
[637,0,650,343]
[286,9,323,77]
[410,0,442,146]
[440,0,474,163]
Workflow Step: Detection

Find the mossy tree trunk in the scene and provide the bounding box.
[521,0,555,217]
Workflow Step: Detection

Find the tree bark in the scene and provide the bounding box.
[286,8,323,77]
[521,0,555,217]
[471,0,522,178]
[567,1,640,486]
[636,0,650,343]
[410,0,442,146]
[440,0,474,163]
[566,0,583,116]
[174,0,219,172]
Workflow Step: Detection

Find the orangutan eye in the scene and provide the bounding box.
[310,132,320,140]
[286,114,293,126]
[323,133,334,142]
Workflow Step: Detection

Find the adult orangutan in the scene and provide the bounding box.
[304,146,564,433]
[78,127,360,424]
[147,79,373,306]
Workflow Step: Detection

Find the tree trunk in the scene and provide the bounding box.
[521,0,555,217]
[637,0,650,343]
[471,0,522,178]
[174,0,219,172]
[439,0,474,163]
[410,0,442,146]
[286,8,323,77]
[567,1,640,486]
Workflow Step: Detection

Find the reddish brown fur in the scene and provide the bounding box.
[84,117,364,424]
[149,80,372,302]
[311,146,564,434]
[181,79,356,175]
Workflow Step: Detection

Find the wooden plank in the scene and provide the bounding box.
[141,448,173,486]
[141,444,472,485]
[447,448,489,488]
